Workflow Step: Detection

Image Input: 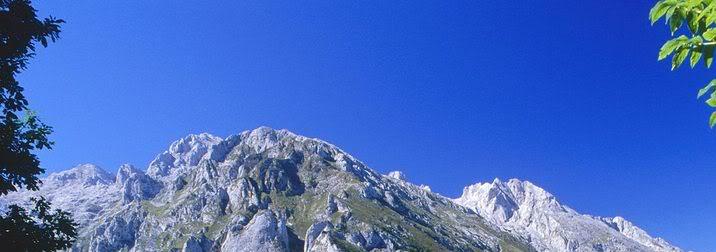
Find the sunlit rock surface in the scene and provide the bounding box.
[454,179,681,252]
[0,127,680,252]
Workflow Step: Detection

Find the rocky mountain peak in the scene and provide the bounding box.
[2,128,683,252]
[455,178,564,217]
[147,133,222,177]
[454,178,520,224]
[239,126,294,154]
[115,164,141,184]
[386,171,406,181]
[454,179,681,252]
[597,216,680,252]
[45,163,113,187]
[6,164,120,228]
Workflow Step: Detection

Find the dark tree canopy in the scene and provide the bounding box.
[0,0,76,250]
[0,0,61,194]
[0,197,77,250]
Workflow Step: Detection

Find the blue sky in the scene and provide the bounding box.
[21,1,714,250]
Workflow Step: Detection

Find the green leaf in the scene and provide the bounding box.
[689,37,704,67]
[697,5,712,25]
[672,47,690,70]
[659,36,688,60]
[691,47,703,67]
[706,97,716,107]
[688,12,701,33]
[709,111,716,128]
[704,45,715,67]
[698,79,716,98]
[666,5,677,22]
[650,1,671,24]
[704,28,716,41]
[708,9,716,25]
[669,11,684,34]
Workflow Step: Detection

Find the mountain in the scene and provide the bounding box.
[1,163,119,228]
[454,179,681,252]
[0,127,681,252]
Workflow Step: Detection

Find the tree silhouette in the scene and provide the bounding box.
[0,0,77,250]
[0,197,77,250]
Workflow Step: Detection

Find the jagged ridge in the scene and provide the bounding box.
[454,178,680,252]
[0,127,681,252]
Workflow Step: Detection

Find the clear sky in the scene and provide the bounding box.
[21,1,714,250]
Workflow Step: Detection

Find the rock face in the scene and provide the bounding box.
[0,164,120,228]
[220,210,289,252]
[454,179,681,252]
[597,216,681,252]
[0,127,682,252]
[116,164,161,203]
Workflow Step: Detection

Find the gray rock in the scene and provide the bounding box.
[304,220,336,252]
[220,210,289,252]
[88,204,145,251]
[228,177,261,213]
[181,236,202,252]
[7,127,675,252]
[116,164,161,203]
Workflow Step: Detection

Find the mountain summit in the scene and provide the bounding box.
[0,127,680,252]
[454,179,680,252]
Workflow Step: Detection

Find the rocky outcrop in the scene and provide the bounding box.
[0,164,120,228]
[220,210,289,252]
[147,133,222,178]
[597,216,681,252]
[306,229,342,252]
[454,179,682,252]
[304,221,336,252]
[116,164,160,203]
[46,163,114,187]
[88,204,146,251]
[227,177,261,213]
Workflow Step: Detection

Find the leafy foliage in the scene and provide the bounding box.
[650,0,716,127]
[0,0,62,195]
[0,197,77,250]
[0,0,77,250]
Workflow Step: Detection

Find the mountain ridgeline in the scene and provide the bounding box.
[0,127,681,252]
